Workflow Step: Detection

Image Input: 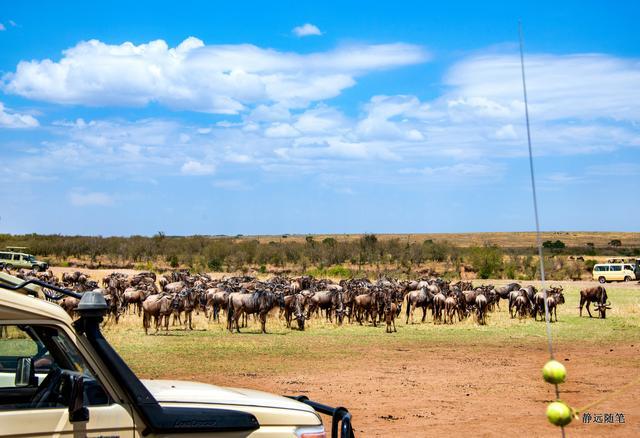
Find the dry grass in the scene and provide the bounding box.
[243,231,640,247]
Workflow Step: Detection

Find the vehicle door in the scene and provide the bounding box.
[0,324,135,438]
[609,265,622,281]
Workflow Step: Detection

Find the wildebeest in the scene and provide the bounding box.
[444,295,458,324]
[432,292,446,324]
[142,294,173,334]
[579,286,610,319]
[384,298,397,333]
[284,293,306,330]
[546,292,565,322]
[493,283,521,308]
[405,287,434,324]
[227,290,281,333]
[308,290,344,324]
[475,294,488,325]
[514,295,529,319]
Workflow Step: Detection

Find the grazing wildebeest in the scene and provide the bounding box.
[227,290,280,333]
[142,294,173,335]
[405,287,434,324]
[283,294,306,330]
[475,294,488,325]
[579,286,610,319]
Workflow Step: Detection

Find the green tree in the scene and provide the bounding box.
[468,246,503,279]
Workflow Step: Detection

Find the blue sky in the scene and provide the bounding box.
[0,1,638,236]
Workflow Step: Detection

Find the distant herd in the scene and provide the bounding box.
[7,267,613,334]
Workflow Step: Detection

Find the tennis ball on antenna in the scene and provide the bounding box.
[546,401,573,426]
[542,360,566,384]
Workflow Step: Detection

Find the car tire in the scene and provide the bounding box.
[624,276,631,282]
[5,264,13,270]
[598,276,606,284]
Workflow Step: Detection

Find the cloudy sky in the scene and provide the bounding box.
[0,1,638,235]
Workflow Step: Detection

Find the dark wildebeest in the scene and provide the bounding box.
[514,295,529,319]
[284,293,306,330]
[227,290,281,333]
[308,290,344,324]
[475,294,488,325]
[579,286,610,319]
[444,295,457,324]
[205,288,229,322]
[493,283,521,309]
[546,292,565,322]
[384,298,397,333]
[432,292,446,324]
[405,287,434,324]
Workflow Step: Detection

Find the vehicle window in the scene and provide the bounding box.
[610,265,622,271]
[0,325,110,410]
[0,253,8,260]
[624,265,632,271]
[13,254,21,261]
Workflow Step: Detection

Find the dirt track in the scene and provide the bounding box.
[204,342,639,437]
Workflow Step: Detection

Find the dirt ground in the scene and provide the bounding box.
[200,343,639,437]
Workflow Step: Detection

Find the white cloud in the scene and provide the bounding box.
[3,37,428,113]
[264,122,300,138]
[292,23,322,37]
[444,53,640,121]
[0,102,39,128]
[69,191,114,206]
[181,160,216,175]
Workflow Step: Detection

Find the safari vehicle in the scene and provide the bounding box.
[0,247,49,271]
[592,262,637,283]
[0,274,354,438]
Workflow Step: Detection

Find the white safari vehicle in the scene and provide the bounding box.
[0,273,353,438]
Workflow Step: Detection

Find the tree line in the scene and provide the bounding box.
[0,233,636,280]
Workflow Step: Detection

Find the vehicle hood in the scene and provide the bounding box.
[142,379,316,414]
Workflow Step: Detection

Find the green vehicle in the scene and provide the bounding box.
[0,247,49,271]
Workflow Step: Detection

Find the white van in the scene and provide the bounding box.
[592,263,637,283]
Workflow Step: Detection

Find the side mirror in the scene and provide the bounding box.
[15,357,37,387]
[69,375,90,423]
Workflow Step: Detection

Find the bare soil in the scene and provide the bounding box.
[155,342,639,437]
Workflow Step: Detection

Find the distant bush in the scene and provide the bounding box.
[468,246,503,279]
[543,240,566,251]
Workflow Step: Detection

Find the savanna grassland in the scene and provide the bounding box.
[101,279,640,437]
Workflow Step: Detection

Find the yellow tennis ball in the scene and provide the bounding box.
[542,360,566,384]
[546,401,572,426]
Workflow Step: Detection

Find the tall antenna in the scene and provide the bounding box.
[518,20,565,437]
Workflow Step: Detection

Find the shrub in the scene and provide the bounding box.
[468,246,503,279]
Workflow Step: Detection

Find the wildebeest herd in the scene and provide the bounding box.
[6,267,612,335]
